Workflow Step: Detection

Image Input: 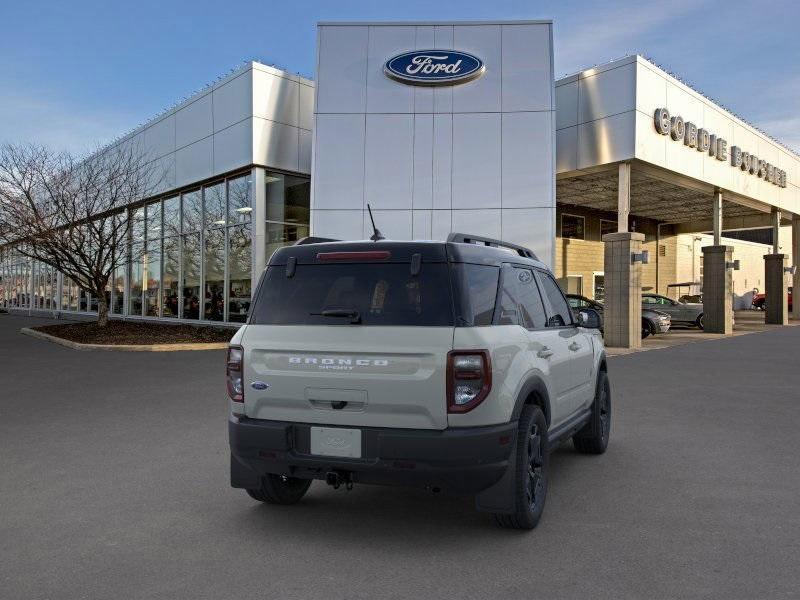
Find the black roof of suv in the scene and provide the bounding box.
[268,233,548,271]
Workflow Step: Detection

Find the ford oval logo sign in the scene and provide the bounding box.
[384,50,485,86]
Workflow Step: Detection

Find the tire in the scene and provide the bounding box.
[573,371,611,455]
[246,474,312,505]
[696,314,705,330]
[641,319,652,339]
[494,405,549,530]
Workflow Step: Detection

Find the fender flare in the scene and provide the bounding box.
[510,375,552,427]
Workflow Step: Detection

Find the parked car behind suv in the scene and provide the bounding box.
[228,234,611,530]
[642,293,704,329]
[567,294,670,339]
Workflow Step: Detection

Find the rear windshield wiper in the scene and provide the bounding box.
[312,309,362,324]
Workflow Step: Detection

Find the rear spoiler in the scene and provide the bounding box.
[294,236,340,245]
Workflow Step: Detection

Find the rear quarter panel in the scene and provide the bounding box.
[449,326,545,428]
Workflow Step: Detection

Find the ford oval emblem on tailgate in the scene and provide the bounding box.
[251,381,270,390]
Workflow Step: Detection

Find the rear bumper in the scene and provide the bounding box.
[229,415,516,494]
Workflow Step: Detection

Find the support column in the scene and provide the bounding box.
[764,253,789,325]
[712,189,723,246]
[251,167,267,293]
[792,216,800,321]
[702,246,733,334]
[602,231,644,348]
[772,208,781,254]
[617,163,631,233]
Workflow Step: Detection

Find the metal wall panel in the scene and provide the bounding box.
[312,114,365,210]
[412,209,432,239]
[312,209,364,239]
[577,112,636,170]
[253,117,299,173]
[253,70,300,127]
[364,114,414,209]
[144,115,175,160]
[431,114,452,210]
[452,113,501,209]
[501,207,554,266]
[316,26,369,114]
[364,210,412,239]
[175,137,213,188]
[213,72,253,131]
[556,126,578,173]
[555,81,579,130]
[502,24,552,113]
[214,118,253,175]
[175,93,213,149]
[502,111,553,208]
[452,209,501,239]
[299,84,314,131]
[452,25,501,114]
[298,129,312,174]
[412,114,434,209]
[366,26,415,113]
[578,62,636,124]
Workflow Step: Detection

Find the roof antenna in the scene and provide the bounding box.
[367,204,385,241]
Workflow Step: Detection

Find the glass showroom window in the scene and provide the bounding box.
[129,243,144,316]
[182,189,201,320]
[228,224,251,323]
[112,263,125,315]
[227,174,252,323]
[204,226,225,322]
[144,201,162,317]
[182,232,201,319]
[144,241,161,317]
[162,235,179,318]
[61,275,70,311]
[265,172,310,261]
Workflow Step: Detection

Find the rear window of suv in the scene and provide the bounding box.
[250,263,455,326]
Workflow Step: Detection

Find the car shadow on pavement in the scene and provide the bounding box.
[226,444,587,543]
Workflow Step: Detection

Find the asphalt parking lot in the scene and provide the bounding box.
[2,314,799,599]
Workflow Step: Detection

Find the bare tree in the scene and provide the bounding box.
[0,142,163,326]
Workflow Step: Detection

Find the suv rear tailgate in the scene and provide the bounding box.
[242,325,453,430]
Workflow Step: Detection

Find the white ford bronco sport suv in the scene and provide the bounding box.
[228,233,610,529]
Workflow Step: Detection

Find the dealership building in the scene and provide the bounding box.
[2,20,799,346]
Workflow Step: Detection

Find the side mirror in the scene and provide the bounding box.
[578,308,601,329]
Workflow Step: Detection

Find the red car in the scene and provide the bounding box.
[752,287,793,311]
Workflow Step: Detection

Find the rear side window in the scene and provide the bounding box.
[497,265,548,329]
[451,263,499,326]
[250,263,454,326]
[537,272,574,327]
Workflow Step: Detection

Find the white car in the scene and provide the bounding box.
[228,233,610,529]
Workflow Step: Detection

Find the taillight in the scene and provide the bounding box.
[227,346,244,403]
[447,350,492,413]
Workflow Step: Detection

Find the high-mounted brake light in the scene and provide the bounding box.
[227,346,244,403]
[316,251,391,261]
[447,350,492,413]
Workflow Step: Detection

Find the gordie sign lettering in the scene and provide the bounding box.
[384,50,485,86]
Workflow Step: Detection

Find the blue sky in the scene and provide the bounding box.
[1,0,798,154]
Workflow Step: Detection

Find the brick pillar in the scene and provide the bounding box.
[701,245,733,334]
[764,253,789,325]
[602,232,644,348]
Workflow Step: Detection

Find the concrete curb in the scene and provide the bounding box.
[20,327,229,352]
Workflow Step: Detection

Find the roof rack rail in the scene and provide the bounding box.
[447,233,538,260]
[294,236,340,245]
